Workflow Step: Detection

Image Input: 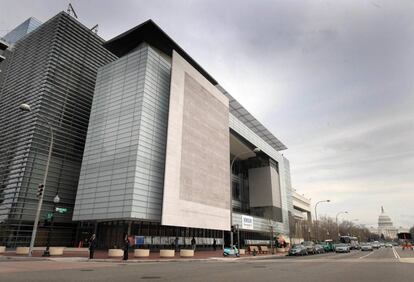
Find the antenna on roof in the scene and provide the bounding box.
[90,24,98,34]
[67,3,78,19]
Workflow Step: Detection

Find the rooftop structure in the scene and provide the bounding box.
[2,17,42,44]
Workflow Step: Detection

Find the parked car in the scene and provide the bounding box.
[380,242,385,248]
[288,245,308,256]
[321,240,335,252]
[223,245,240,257]
[361,242,373,251]
[335,243,350,253]
[372,241,380,249]
[314,244,325,254]
[385,243,393,248]
[302,241,316,255]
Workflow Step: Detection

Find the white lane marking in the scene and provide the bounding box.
[392,247,401,260]
[359,251,374,259]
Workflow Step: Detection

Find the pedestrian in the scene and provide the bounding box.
[89,233,97,259]
[213,238,217,251]
[191,236,196,251]
[174,237,179,252]
[123,233,130,261]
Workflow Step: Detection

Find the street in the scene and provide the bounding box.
[1,247,414,282]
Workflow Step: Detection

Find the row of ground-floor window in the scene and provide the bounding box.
[0,220,282,249]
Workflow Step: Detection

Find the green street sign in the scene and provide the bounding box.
[47,212,54,219]
[55,207,68,214]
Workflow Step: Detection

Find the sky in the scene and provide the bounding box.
[1,0,413,228]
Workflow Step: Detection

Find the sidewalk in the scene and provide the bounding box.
[1,249,287,263]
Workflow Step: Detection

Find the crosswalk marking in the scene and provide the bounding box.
[392,247,401,260]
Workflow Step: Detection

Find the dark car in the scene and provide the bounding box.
[302,241,316,255]
[288,244,308,256]
[314,244,325,254]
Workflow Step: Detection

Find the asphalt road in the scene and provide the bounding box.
[1,247,414,282]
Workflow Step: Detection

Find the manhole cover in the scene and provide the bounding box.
[141,276,161,280]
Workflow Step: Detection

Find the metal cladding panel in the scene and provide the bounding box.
[73,44,171,222]
[0,12,116,247]
[161,51,231,231]
[283,157,294,214]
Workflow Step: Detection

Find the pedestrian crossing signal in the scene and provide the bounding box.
[37,183,44,198]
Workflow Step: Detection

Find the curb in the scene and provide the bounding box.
[0,253,288,263]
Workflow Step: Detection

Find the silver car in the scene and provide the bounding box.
[372,241,380,249]
[361,243,373,251]
[335,243,350,253]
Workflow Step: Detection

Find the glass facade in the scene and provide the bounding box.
[73,43,171,222]
[0,12,116,247]
[2,17,42,44]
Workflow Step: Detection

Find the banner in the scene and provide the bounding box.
[242,215,254,230]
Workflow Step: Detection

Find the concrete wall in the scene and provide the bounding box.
[161,51,230,231]
[248,167,272,207]
[248,166,282,209]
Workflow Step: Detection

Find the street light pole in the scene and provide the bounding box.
[20,103,54,257]
[336,211,348,239]
[314,199,330,242]
[43,194,60,257]
[229,148,260,246]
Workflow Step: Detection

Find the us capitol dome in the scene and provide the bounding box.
[376,207,398,239]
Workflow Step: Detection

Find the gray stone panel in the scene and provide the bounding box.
[179,74,229,209]
[161,51,230,231]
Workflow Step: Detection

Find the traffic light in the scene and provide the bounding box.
[37,183,44,198]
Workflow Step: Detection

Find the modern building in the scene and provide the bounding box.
[72,20,294,249]
[2,17,42,44]
[0,12,116,247]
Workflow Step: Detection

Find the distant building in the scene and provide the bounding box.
[290,191,311,244]
[370,207,398,239]
[2,17,42,44]
[292,191,311,221]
